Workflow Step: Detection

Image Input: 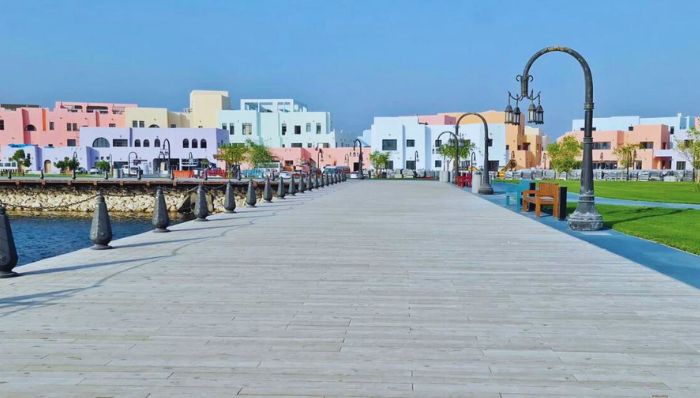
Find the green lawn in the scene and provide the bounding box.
[496,179,700,204]
[566,204,700,255]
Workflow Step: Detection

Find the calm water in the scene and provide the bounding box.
[9,213,189,266]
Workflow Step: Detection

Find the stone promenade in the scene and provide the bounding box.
[2,180,700,397]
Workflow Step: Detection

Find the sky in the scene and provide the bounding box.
[0,0,698,139]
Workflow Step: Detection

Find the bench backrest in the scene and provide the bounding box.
[538,182,559,197]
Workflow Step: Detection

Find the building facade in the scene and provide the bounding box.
[219,99,336,149]
[0,102,136,151]
[365,110,545,172]
[561,113,696,170]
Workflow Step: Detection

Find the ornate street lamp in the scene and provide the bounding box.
[315,144,324,173]
[127,151,138,177]
[414,150,419,170]
[451,113,493,194]
[505,46,602,230]
[352,138,364,179]
[161,138,173,180]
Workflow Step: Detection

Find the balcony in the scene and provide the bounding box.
[653,149,674,158]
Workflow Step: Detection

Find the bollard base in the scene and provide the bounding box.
[195,218,208,222]
[0,271,19,278]
[91,244,112,250]
[264,199,272,203]
[153,228,170,233]
[224,210,236,213]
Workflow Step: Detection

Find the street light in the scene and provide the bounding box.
[441,113,493,194]
[127,151,138,177]
[352,138,364,179]
[315,144,324,173]
[413,150,419,170]
[505,46,602,231]
[161,138,172,180]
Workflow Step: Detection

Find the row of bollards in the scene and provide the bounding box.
[0,173,349,278]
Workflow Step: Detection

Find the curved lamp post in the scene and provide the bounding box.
[470,151,476,171]
[315,144,324,173]
[439,112,493,193]
[161,138,173,179]
[127,151,138,177]
[436,131,458,183]
[505,46,602,230]
[414,150,419,170]
[352,138,364,179]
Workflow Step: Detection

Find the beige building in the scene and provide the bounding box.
[124,90,230,129]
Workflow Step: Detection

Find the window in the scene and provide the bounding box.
[676,161,686,170]
[306,123,311,132]
[73,123,78,131]
[435,160,442,168]
[281,123,287,135]
[670,126,675,134]
[386,160,394,170]
[67,123,73,131]
[182,139,189,148]
[316,123,322,134]
[149,124,159,128]
[523,143,530,150]
[113,139,128,147]
[291,143,303,148]
[285,160,294,166]
[639,141,653,149]
[229,123,234,135]
[170,124,176,128]
[191,139,198,149]
[243,123,252,135]
[0,120,3,130]
[307,143,312,148]
[132,121,138,128]
[628,126,634,131]
[200,139,207,148]
[434,139,442,147]
[406,139,415,147]
[295,125,301,135]
[67,139,76,147]
[143,139,150,147]
[322,143,330,148]
[154,138,161,148]
[221,123,227,130]
[406,160,416,170]
[134,139,141,147]
[92,137,110,147]
[138,121,145,128]
[109,123,117,128]
[49,122,54,130]
[382,139,397,151]
[592,142,611,150]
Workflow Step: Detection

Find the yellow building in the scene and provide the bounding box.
[124,90,230,129]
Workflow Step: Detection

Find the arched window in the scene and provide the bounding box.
[154,138,161,148]
[149,124,159,128]
[143,139,150,147]
[182,139,189,148]
[200,139,207,148]
[92,137,110,148]
[191,139,198,149]
[134,139,141,147]
[26,124,37,132]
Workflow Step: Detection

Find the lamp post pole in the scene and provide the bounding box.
[127,151,138,177]
[162,138,172,180]
[352,138,364,179]
[414,150,419,170]
[505,46,602,230]
[441,113,493,194]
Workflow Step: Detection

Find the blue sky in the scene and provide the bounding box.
[0,0,697,139]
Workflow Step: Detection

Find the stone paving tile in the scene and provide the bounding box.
[2,181,700,396]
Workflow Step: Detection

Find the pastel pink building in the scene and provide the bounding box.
[0,101,136,153]
[268,147,372,172]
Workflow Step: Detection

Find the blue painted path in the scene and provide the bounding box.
[470,184,700,290]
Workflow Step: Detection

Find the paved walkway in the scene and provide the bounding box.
[3,181,700,397]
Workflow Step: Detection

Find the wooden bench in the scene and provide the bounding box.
[521,182,563,218]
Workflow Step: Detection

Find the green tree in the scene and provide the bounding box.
[546,135,582,173]
[369,151,390,174]
[10,149,31,173]
[614,143,639,169]
[54,157,80,173]
[95,160,111,172]
[676,127,700,183]
[246,140,275,168]
[437,138,475,170]
[214,143,248,177]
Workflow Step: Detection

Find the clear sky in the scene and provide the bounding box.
[0,0,697,139]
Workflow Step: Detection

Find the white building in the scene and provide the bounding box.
[366,115,508,172]
[219,99,337,149]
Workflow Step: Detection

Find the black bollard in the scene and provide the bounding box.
[0,206,19,278]
[277,177,286,199]
[194,184,209,221]
[137,169,142,180]
[298,174,305,193]
[307,174,313,191]
[40,170,44,180]
[263,177,273,202]
[104,170,109,180]
[288,175,296,196]
[7,170,11,180]
[152,187,170,232]
[90,192,113,250]
[223,181,236,213]
[204,169,208,181]
[246,179,257,207]
[315,174,320,189]
[72,168,77,180]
